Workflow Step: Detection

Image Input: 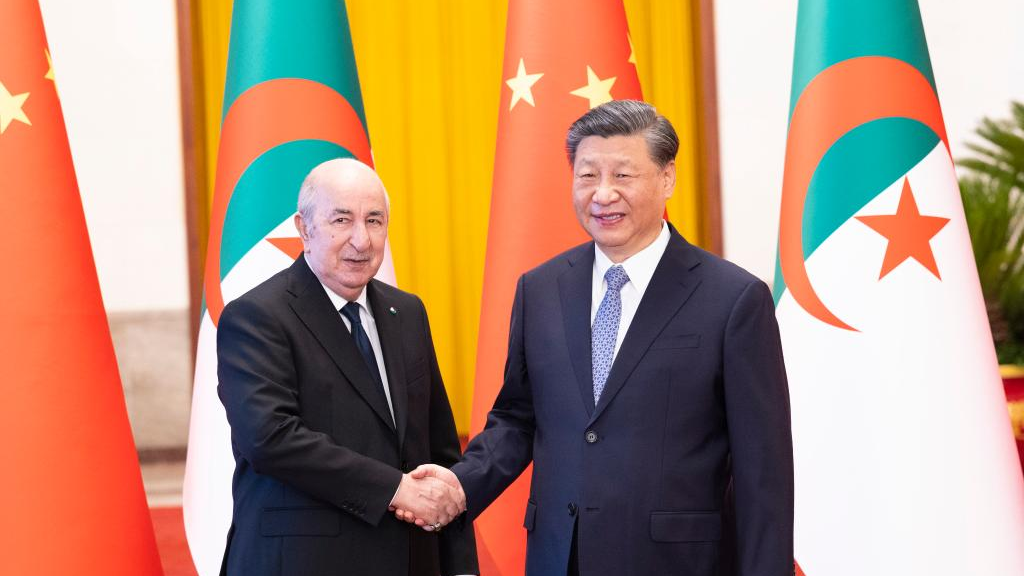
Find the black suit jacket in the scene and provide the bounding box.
[217,255,477,576]
[452,228,793,575]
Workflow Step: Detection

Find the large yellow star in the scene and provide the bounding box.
[627,35,637,65]
[570,66,616,109]
[0,80,31,134]
[505,58,543,111]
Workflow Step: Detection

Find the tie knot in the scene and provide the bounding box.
[340,301,362,325]
[604,265,629,292]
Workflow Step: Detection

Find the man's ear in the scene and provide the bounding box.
[294,213,311,252]
[662,160,677,199]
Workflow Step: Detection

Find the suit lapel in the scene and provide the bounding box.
[589,231,703,424]
[286,257,397,433]
[558,245,596,417]
[367,281,408,449]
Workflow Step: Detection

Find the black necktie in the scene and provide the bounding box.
[340,302,392,424]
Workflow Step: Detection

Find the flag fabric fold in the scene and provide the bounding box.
[182,2,393,574]
[470,1,642,573]
[775,2,1024,575]
[0,1,163,574]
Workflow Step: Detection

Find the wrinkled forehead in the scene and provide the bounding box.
[574,150,645,168]
[572,134,653,168]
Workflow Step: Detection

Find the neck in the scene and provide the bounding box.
[305,254,366,301]
[330,283,364,302]
[599,223,663,263]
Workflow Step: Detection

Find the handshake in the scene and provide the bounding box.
[388,464,465,532]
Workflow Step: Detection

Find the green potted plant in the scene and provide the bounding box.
[958,101,1024,463]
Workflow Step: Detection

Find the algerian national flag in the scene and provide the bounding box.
[182,2,394,574]
[774,2,1024,575]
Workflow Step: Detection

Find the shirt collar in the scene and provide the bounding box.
[308,257,372,317]
[593,220,670,294]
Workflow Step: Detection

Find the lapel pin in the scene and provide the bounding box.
[389,306,397,315]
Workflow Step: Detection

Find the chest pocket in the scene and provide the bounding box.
[650,333,700,350]
[405,357,428,384]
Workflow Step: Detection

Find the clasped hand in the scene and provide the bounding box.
[389,464,465,532]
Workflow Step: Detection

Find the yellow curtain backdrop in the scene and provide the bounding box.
[192,0,709,433]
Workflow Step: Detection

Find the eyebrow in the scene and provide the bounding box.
[575,158,638,169]
[328,208,386,218]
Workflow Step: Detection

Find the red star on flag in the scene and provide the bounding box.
[856,178,950,280]
[266,236,303,258]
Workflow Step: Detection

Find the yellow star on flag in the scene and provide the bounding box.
[570,66,616,109]
[506,58,544,111]
[45,49,55,82]
[627,35,637,65]
[0,80,32,134]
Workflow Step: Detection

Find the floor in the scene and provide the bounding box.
[143,460,198,576]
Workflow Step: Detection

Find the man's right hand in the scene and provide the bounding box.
[389,472,463,530]
[391,465,466,530]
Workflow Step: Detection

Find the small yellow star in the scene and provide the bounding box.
[0,80,32,134]
[505,58,544,111]
[45,49,55,82]
[627,35,637,65]
[570,66,616,109]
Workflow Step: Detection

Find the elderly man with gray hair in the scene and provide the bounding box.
[401,100,795,576]
[217,158,478,576]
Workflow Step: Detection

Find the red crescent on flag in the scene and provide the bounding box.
[779,56,949,331]
[204,78,373,326]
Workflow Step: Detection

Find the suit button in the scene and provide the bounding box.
[585,430,599,444]
[401,460,410,472]
[568,503,578,516]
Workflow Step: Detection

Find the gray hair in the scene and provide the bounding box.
[565,100,679,168]
[297,176,321,227]
[296,158,390,232]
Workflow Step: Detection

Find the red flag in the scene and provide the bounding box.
[0,2,163,574]
[471,1,642,572]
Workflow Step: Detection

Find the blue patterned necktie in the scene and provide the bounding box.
[592,265,630,404]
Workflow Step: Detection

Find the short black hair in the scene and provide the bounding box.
[565,99,679,168]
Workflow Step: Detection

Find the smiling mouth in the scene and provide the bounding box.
[593,213,625,223]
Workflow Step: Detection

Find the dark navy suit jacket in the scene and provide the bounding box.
[453,228,793,576]
[217,256,477,576]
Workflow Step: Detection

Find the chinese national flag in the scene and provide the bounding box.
[0,2,163,575]
[471,0,642,573]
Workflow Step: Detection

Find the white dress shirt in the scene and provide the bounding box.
[317,278,395,421]
[591,221,671,361]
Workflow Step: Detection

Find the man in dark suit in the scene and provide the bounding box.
[217,158,478,576]
[401,100,793,575]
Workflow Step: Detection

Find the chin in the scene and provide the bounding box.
[590,227,627,244]
[344,273,373,286]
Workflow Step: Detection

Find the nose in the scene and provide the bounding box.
[349,221,370,252]
[592,178,619,205]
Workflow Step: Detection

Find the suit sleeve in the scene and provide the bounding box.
[217,296,402,526]
[415,298,480,576]
[722,280,795,576]
[452,274,536,519]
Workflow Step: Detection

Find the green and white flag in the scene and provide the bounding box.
[774,2,1024,575]
[182,3,393,574]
